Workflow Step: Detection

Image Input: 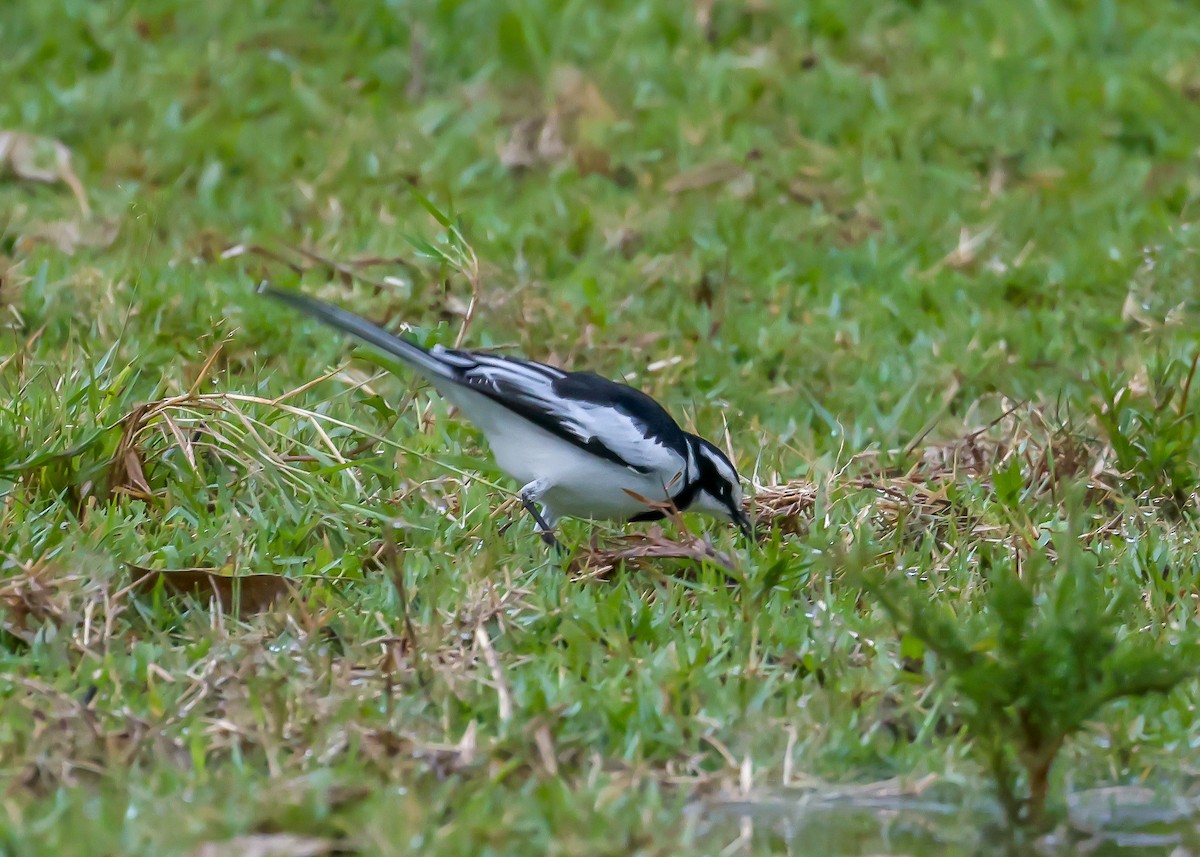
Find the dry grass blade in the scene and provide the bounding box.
[499,112,566,171]
[753,402,1120,548]
[922,224,996,276]
[188,833,347,857]
[108,390,360,502]
[221,242,418,294]
[0,559,73,644]
[663,160,748,194]
[108,386,512,513]
[109,402,160,500]
[917,431,1006,480]
[572,526,736,580]
[221,242,305,274]
[0,130,90,216]
[14,218,118,254]
[498,67,615,175]
[380,529,428,687]
[754,474,979,546]
[748,482,818,535]
[910,401,1103,494]
[0,323,46,376]
[128,564,297,614]
[474,625,514,723]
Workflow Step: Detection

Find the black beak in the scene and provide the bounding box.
[734,507,755,541]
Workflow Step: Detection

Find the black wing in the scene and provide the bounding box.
[438,347,691,475]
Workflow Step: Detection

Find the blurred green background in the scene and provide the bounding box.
[3,1,1200,855]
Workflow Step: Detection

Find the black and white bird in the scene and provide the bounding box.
[261,286,753,545]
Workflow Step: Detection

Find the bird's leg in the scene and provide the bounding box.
[518,479,560,549]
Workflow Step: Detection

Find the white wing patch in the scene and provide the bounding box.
[430,344,483,371]
[452,354,686,478]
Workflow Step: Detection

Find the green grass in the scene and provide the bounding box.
[4,1,1200,854]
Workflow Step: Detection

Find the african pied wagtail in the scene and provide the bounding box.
[261,286,753,546]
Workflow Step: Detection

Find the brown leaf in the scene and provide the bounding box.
[498,117,540,170]
[117,449,153,498]
[129,565,296,614]
[663,160,747,194]
[498,113,567,171]
[572,143,612,178]
[498,69,615,175]
[15,218,118,255]
[502,75,611,173]
[109,402,160,501]
[785,176,844,208]
[0,131,90,216]
[604,226,642,259]
[552,66,616,122]
[188,834,342,857]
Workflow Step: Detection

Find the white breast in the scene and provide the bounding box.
[435,383,685,522]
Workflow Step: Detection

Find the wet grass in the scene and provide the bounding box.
[3,1,1200,854]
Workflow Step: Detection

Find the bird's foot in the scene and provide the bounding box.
[518,480,562,553]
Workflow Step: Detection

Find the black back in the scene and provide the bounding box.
[446,352,693,474]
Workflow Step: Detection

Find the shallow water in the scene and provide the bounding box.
[687,783,1200,856]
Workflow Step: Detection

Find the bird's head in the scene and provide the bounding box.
[689,437,754,539]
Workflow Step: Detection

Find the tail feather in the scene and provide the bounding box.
[259,285,454,381]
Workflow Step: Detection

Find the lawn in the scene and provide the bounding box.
[3,1,1200,854]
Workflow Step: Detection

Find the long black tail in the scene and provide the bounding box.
[259,285,455,381]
